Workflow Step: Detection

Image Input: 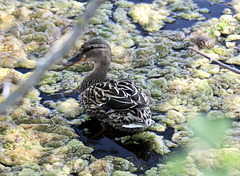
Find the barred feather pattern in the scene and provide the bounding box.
[81,79,154,133]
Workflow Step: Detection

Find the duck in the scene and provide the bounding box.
[64,38,154,133]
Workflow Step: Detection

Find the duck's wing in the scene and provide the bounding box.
[86,79,149,111]
[82,79,153,131]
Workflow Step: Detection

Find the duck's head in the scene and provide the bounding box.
[64,38,111,67]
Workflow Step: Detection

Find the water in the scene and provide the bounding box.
[39,91,79,104]
[163,0,232,30]
[73,121,175,174]
[15,68,32,74]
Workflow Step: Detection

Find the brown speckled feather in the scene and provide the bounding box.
[81,79,153,132]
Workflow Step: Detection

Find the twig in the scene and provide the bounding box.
[2,76,12,97]
[189,46,240,74]
[147,75,164,80]
[0,0,105,115]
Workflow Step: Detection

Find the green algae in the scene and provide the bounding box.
[79,156,136,176]
[226,55,240,65]
[207,110,225,120]
[112,171,137,176]
[53,98,84,119]
[180,11,202,20]
[129,3,170,32]
[39,70,82,94]
[116,131,170,155]
[0,125,44,165]
[148,122,166,132]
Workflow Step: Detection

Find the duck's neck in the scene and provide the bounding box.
[80,62,110,92]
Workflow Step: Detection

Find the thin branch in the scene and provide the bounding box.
[189,46,240,74]
[0,0,105,115]
[147,75,164,80]
[2,81,11,97]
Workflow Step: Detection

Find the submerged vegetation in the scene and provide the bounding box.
[1,0,240,175]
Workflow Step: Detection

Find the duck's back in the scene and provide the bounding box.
[81,79,154,132]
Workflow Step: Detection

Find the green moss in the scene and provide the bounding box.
[20,124,77,137]
[56,98,83,119]
[114,7,128,24]
[38,70,82,94]
[148,123,166,132]
[151,89,162,97]
[199,8,209,13]
[17,168,40,176]
[155,42,172,58]
[39,71,62,85]
[129,3,169,32]
[164,17,176,23]
[235,13,240,20]
[11,97,50,120]
[65,158,88,174]
[0,11,15,29]
[203,64,219,74]
[66,139,93,154]
[0,126,44,165]
[166,110,186,124]
[156,102,173,112]
[226,34,240,41]
[207,110,225,120]
[79,156,136,175]
[148,78,167,88]
[212,47,231,57]
[180,13,192,20]
[131,132,170,155]
[112,171,137,176]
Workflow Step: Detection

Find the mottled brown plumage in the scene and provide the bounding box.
[64,38,154,132]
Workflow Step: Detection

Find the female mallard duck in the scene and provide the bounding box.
[64,38,154,133]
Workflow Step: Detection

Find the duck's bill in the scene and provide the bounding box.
[63,52,86,66]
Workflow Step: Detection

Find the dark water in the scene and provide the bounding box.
[15,68,32,74]
[163,0,232,30]
[74,127,152,173]
[39,91,79,104]
[111,0,233,33]
[73,120,175,174]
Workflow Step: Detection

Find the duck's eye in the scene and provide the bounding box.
[83,46,95,53]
